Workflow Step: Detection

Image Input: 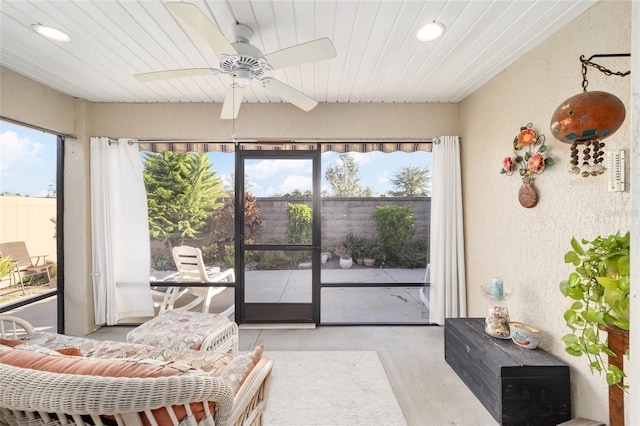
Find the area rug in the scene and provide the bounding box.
[263,351,407,426]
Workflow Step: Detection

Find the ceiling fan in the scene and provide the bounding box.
[134,2,337,119]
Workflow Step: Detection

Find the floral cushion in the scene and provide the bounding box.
[26,332,173,360]
[157,345,264,393]
[0,338,83,356]
[221,345,264,393]
[126,311,233,351]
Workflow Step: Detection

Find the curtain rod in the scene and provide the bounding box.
[137,138,438,144]
[0,115,77,140]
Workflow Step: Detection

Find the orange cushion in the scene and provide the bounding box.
[55,347,84,357]
[0,349,214,425]
[0,349,186,378]
[0,339,83,356]
[0,338,22,347]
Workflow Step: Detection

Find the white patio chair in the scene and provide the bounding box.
[419,263,431,309]
[157,246,235,317]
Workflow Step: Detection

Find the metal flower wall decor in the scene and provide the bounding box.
[500,123,554,208]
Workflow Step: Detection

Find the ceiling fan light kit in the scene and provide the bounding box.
[134,2,337,120]
[416,21,445,41]
[32,24,71,42]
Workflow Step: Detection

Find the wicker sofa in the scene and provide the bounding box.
[0,315,272,426]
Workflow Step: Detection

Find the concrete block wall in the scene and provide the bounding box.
[255,197,431,248]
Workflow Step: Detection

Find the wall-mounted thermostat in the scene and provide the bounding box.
[605,150,625,192]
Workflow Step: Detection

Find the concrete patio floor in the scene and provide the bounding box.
[2,268,429,329]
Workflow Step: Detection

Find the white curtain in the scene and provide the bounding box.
[90,137,154,325]
[427,135,467,325]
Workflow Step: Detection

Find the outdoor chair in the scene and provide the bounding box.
[157,246,235,317]
[0,241,51,295]
[419,263,431,309]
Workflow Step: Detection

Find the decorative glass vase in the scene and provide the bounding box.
[481,280,512,339]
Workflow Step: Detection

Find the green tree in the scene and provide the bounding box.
[277,189,312,197]
[324,154,372,197]
[143,152,226,249]
[388,165,431,196]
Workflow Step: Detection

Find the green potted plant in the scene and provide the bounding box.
[344,233,367,265]
[559,231,630,392]
[362,238,377,267]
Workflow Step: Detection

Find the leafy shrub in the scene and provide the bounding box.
[257,250,292,270]
[287,203,312,244]
[373,206,416,264]
[48,262,58,277]
[0,256,13,279]
[151,254,174,270]
[397,239,428,268]
[201,243,219,264]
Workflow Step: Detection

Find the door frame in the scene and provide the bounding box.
[234,147,321,324]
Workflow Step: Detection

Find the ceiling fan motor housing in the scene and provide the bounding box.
[221,41,268,83]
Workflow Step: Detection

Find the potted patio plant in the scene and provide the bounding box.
[363,238,378,267]
[336,242,352,269]
[344,233,367,266]
[559,231,630,425]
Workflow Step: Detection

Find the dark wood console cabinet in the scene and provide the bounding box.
[445,318,571,425]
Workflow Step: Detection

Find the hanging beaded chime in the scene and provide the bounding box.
[550,54,630,177]
[569,140,605,177]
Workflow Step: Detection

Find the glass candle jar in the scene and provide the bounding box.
[481,283,512,338]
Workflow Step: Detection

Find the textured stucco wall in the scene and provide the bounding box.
[460,1,632,422]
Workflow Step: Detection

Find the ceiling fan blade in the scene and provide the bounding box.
[221,86,246,119]
[264,38,336,70]
[134,68,219,82]
[263,78,318,112]
[166,2,237,56]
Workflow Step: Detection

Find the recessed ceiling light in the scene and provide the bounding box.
[32,24,71,42]
[416,22,445,42]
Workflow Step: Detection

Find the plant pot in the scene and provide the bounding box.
[339,257,352,269]
[356,258,364,266]
[363,258,376,267]
[321,253,329,263]
[601,325,629,426]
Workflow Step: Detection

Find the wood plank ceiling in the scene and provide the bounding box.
[0,1,598,107]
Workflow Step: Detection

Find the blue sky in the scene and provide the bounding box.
[1,122,57,197]
[150,150,432,197]
[1,120,432,198]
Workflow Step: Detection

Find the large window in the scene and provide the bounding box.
[0,121,59,309]
[140,143,432,324]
